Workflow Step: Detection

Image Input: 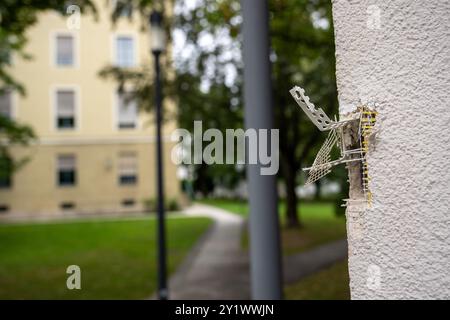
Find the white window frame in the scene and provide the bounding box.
[50,85,81,132]
[111,33,139,68]
[50,30,79,68]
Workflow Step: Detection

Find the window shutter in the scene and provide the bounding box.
[0,92,11,118]
[57,91,75,117]
[56,35,74,65]
[58,155,76,171]
[118,92,137,126]
[119,152,137,176]
[116,36,134,67]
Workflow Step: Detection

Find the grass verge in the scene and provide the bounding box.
[199,199,347,255]
[284,261,350,300]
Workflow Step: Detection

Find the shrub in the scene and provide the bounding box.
[142,198,180,213]
[167,198,179,211]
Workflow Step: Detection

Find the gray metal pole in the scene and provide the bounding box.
[241,0,283,300]
[150,10,168,300]
[153,50,168,300]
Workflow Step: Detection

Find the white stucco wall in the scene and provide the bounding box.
[332,0,450,299]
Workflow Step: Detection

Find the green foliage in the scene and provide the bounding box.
[0,115,36,178]
[142,197,180,212]
[0,1,98,178]
[167,198,180,211]
[99,65,155,110]
[99,1,343,225]
[100,1,246,194]
[0,0,150,179]
[0,0,97,93]
[0,115,34,145]
[175,0,339,226]
[175,73,245,194]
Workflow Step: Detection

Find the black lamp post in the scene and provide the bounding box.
[150,10,167,300]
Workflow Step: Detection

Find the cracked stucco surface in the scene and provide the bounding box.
[332,0,450,299]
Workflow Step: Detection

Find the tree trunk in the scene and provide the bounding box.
[194,164,212,197]
[281,156,301,228]
[315,180,322,199]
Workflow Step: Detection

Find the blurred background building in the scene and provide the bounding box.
[0,0,180,217]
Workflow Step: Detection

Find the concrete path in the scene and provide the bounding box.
[168,203,348,299]
[283,239,348,284]
[169,204,250,299]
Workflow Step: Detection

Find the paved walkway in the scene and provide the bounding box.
[283,239,348,284]
[169,204,250,299]
[168,203,348,300]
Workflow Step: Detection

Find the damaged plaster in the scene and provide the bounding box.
[332,0,450,299]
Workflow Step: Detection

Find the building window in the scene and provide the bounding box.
[117,92,137,129]
[111,0,132,17]
[57,154,76,186]
[56,90,75,129]
[0,156,12,189]
[0,174,11,188]
[0,176,11,188]
[115,36,135,67]
[60,202,76,210]
[118,152,137,185]
[0,47,11,65]
[0,91,12,119]
[0,205,9,213]
[121,199,135,207]
[55,35,74,66]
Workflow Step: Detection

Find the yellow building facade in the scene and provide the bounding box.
[0,1,181,216]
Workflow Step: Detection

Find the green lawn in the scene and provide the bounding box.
[199,199,347,255]
[0,217,211,299]
[200,198,249,216]
[285,261,350,300]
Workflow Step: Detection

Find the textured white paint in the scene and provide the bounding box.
[332,0,450,299]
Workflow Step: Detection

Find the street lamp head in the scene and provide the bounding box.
[150,10,165,54]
